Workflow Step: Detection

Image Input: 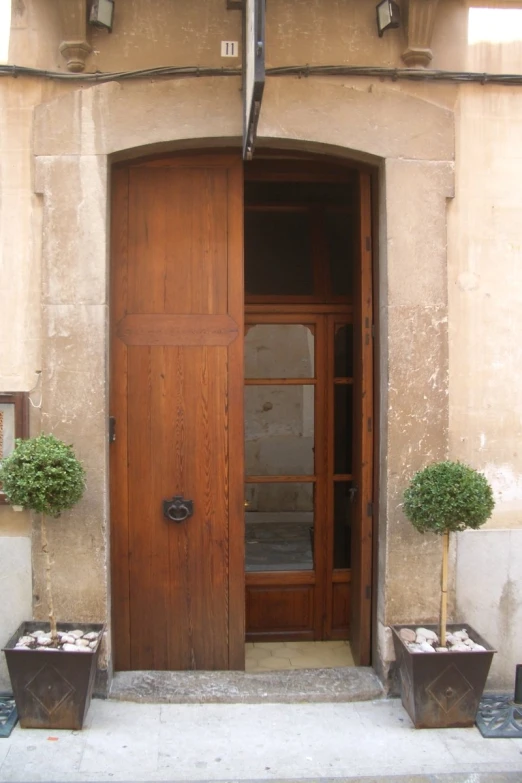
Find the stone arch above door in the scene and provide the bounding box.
[34,77,453,160]
[32,76,454,683]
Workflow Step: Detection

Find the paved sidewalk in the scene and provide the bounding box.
[0,698,521,782]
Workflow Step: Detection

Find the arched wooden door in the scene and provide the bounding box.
[110,154,245,671]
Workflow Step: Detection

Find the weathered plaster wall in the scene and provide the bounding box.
[8,0,466,77]
[5,0,521,688]
[456,530,522,689]
[0,531,32,689]
[449,32,522,685]
[30,151,110,674]
[30,74,454,686]
[0,510,32,689]
[375,156,454,679]
[0,1,68,659]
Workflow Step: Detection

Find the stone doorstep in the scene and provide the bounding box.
[109,666,384,704]
[193,778,522,783]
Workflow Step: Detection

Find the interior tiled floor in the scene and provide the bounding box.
[245,514,314,572]
[245,641,354,672]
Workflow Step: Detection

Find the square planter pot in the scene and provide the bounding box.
[392,623,496,729]
[3,621,104,730]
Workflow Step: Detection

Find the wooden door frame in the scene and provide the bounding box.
[109,150,375,670]
[350,170,374,666]
[226,159,246,670]
[325,310,354,642]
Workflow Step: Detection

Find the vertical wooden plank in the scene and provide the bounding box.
[227,160,246,669]
[323,314,336,639]
[350,170,374,666]
[314,314,328,639]
[163,346,229,669]
[128,169,168,315]
[165,344,192,669]
[126,170,173,670]
[150,344,181,669]
[128,167,229,317]
[163,168,229,315]
[189,345,229,669]
[110,168,131,670]
[127,346,170,670]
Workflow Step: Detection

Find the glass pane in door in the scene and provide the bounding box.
[245,324,315,379]
[334,384,353,474]
[334,323,354,378]
[245,385,315,476]
[325,210,355,297]
[244,211,313,296]
[333,482,352,569]
[245,482,314,572]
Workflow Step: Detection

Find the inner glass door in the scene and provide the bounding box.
[245,322,316,574]
[243,163,359,643]
[244,313,354,641]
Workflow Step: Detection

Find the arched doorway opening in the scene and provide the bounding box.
[109,150,374,672]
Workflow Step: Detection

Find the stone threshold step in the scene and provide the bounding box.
[109,666,384,704]
[194,777,522,783]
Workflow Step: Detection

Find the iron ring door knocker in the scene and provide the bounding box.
[163,495,194,523]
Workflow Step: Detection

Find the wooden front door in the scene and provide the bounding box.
[110,154,244,671]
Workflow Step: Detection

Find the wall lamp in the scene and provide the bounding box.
[376,0,400,37]
[89,0,115,32]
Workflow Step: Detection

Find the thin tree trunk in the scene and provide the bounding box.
[41,514,58,642]
[440,529,450,647]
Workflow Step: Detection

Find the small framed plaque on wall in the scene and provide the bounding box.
[0,393,29,504]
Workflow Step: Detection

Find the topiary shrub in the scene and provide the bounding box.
[403,460,494,646]
[0,434,85,641]
[0,434,85,517]
[403,460,494,536]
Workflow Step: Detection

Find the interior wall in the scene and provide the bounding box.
[0,516,32,689]
[245,324,314,511]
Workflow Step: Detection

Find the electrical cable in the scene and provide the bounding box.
[1,62,522,85]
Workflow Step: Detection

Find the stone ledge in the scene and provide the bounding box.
[109,667,384,704]
[187,777,522,783]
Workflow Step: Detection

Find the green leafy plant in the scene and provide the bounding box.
[0,434,85,517]
[0,434,85,641]
[403,460,494,645]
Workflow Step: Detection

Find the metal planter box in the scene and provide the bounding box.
[3,621,104,730]
[392,623,496,729]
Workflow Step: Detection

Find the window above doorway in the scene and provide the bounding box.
[244,173,359,303]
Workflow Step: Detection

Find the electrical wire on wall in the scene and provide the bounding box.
[1,62,522,86]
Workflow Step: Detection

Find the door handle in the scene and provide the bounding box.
[163,495,194,523]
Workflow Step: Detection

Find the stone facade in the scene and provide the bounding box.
[0,0,521,690]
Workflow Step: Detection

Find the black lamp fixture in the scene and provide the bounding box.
[376,0,400,37]
[89,0,115,32]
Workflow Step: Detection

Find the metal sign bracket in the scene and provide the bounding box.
[242,0,265,160]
